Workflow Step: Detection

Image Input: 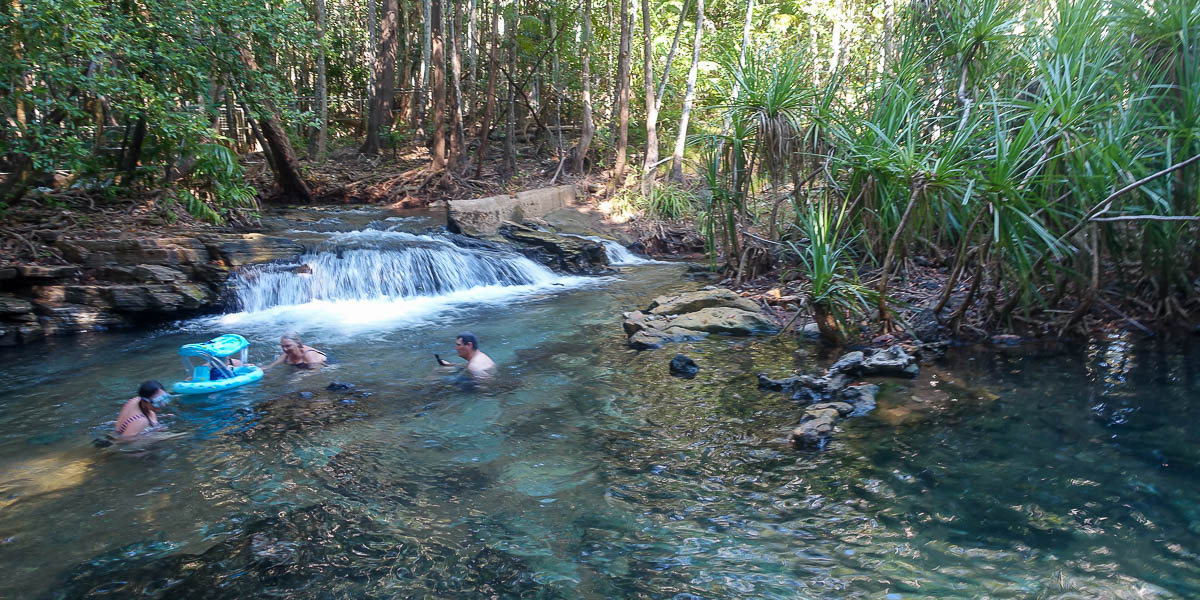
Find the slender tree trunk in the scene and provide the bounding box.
[120,114,147,184]
[430,0,447,170]
[366,0,376,132]
[467,0,478,119]
[669,0,702,182]
[448,0,467,170]
[610,0,632,191]
[361,0,399,154]
[397,4,411,124]
[475,0,500,177]
[877,184,920,329]
[574,0,594,175]
[415,0,432,134]
[640,0,658,195]
[501,5,518,182]
[315,0,328,157]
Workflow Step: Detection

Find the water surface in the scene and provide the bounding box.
[1,207,1197,598]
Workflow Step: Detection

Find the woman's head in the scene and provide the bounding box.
[281,332,303,355]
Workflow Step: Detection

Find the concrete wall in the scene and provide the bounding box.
[448,185,576,236]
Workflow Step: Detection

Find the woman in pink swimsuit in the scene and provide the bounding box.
[114,381,168,439]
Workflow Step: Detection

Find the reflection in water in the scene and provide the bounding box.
[1,243,1199,597]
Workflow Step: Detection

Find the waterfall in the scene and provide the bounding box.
[229,230,568,313]
[571,235,662,265]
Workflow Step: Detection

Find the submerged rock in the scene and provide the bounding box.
[669,354,700,378]
[498,222,612,275]
[629,327,708,350]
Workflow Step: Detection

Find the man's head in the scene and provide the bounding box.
[455,332,479,359]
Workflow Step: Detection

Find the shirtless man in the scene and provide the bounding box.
[438,331,496,377]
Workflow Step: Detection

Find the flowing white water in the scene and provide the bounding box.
[571,235,664,265]
[217,228,593,336]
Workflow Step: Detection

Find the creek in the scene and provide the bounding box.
[0,206,1198,598]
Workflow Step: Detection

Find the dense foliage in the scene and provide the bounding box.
[2,0,1197,333]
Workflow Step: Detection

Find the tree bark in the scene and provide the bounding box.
[467,0,478,119]
[367,0,377,131]
[415,0,432,134]
[361,0,399,154]
[474,0,500,177]
[429,0,447,170]
[669,0,702,182]
[448,0,467,171]
[501,5,518,182]
[610,0,632,191]
[640,0,659,195]
[315,0,328,158]
[574,0,595,175]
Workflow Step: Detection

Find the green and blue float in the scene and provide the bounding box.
[172,334,264,395]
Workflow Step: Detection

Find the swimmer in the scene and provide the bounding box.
[437,331,496,378]
[264,332,327,370]
[114,381,169,439]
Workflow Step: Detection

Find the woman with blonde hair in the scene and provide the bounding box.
[264,332,327,370]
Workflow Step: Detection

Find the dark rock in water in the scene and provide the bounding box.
[669,354,699,378]
[841,384,879,417]
[297,391,314,400]
[325,381,355,391]
[860,345,919,378]
[910,308,942,342]
[51,503,561,599]
[828,351,865,376]
[498,222,612,275]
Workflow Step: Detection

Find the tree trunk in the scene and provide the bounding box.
[474,0,500,177]
[574,0,594,175]
[812,301,845,347]
[120,114,147,184]
[501,6,518,182]
[610,0,632,191]
[429,0,447,170]
[669,0,702,182]
[366,0,377,132]
[361,0,399,154]
[315,0,328,158]
[448,0,467,170]
[640,0,659,195]
[467,0,478,119]
[415,0,432,134]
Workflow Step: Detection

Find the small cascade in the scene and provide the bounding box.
[228,230,566,313]
[573,235,660,265]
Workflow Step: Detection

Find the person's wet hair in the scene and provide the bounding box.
[137,380,165,422]
[457,332,479,350]
[138,380,165,401]
[282,332,303,345]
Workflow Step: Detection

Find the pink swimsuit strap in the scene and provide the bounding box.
[116,413,146,435]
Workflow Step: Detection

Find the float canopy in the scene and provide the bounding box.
[179,334,251,358]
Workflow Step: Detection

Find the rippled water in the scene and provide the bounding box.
[1,208,1198,599]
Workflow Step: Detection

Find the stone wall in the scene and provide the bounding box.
[447,184,576,236]
[0,233,304,346]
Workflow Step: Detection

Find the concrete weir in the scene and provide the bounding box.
[446,185,577,236]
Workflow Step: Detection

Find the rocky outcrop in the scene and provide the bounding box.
[447,185,576,236]
[669,354,699,378]
[759,345,918,449]
[0,233,305,345]
[497,222,612,275]
[621,288,777,349]
[648,288,760,315]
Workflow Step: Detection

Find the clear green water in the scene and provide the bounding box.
[1,259,1198,597]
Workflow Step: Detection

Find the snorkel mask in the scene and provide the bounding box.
[148,393,174,409]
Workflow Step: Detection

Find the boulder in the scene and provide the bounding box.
[667,307,776,336]
[669,354,699,379]
[790,414,836,450]
[447,194,517,236]
[498,222,611,275]
[861,345,919,378]
[828,351,865,376]
[33,301,129,334]
[648,288,760,316]
[809,402,855,417]
[841,384,879,417]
